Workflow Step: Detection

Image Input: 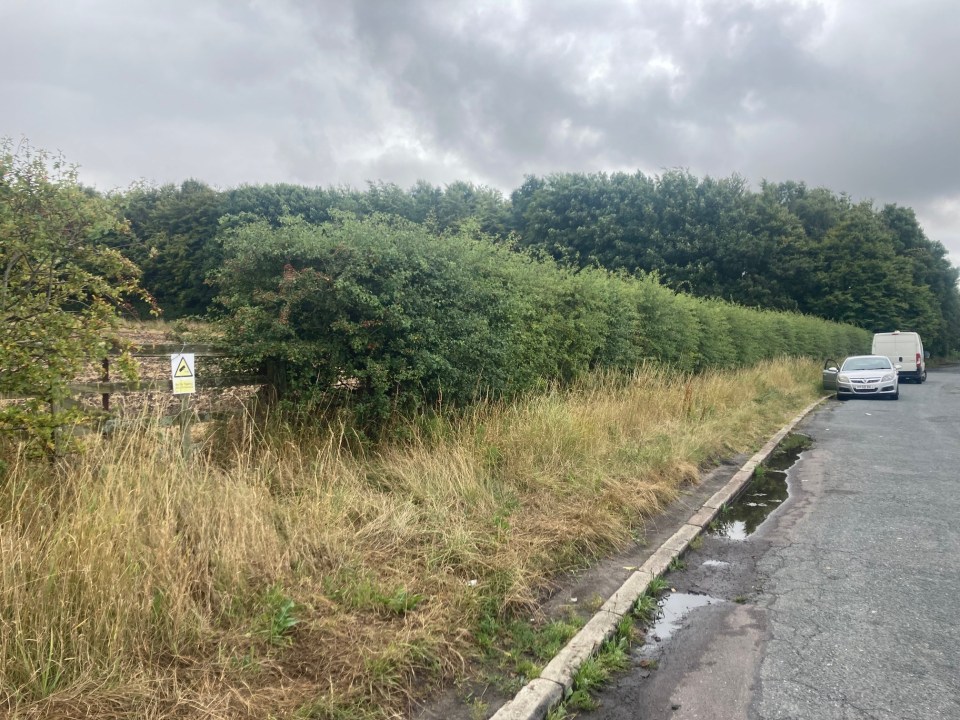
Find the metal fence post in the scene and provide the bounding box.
[179,394,193,459]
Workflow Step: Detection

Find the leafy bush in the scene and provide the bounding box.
[215,213,870,427]
[0,139,151,453]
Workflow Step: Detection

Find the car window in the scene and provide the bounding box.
[841,357,893,371]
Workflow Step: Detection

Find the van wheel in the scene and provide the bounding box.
[921,370,927,383]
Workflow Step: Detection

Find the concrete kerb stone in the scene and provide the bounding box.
[488,679,565,720]
[489,396,827,720]
[539,610,623,689]
[640,544,678,578]
[703,471,751,510]
[686,505,719,528]
[600,570,654,617]
[662,523,701,554]
[754,438,780,461]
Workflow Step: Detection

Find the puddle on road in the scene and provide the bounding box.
[638,592,724,656]
[709,434,809,541]
[701,559,730,568]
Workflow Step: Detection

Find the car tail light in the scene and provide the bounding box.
[916,352,922,366]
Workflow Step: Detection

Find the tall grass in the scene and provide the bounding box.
[0,358,822,718]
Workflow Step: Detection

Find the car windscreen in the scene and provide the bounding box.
[842,358,893,371]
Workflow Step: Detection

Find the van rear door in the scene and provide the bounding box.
[872,334,918,372]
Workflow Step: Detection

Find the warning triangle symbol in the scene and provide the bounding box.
[174,357,193,378]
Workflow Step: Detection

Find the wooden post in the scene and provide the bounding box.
[179,394,193,459]
[262,359,286,402]
[50,398,63,460]
[101,357,110,411]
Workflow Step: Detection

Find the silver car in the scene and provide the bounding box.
[823,355,900,400]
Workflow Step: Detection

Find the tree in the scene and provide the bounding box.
[510,171,658,268]
[800,203,923,331]
[118,179,226,318]
[880,204,960,353]
[0,139,151,452]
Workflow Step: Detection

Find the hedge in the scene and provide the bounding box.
[215,214,870,425]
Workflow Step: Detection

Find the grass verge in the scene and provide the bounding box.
[0,358,823,718]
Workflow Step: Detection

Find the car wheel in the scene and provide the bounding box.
[837,393,849,401]
[892,389,900,400]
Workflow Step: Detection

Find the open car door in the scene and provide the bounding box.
[822,359,839,392]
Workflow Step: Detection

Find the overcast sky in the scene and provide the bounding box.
[3,0,959,267]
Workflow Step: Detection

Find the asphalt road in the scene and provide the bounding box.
[586,366,960,720]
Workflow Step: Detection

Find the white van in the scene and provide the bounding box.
[871,331,927,383]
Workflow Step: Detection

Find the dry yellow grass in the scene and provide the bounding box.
[0,358,823,719]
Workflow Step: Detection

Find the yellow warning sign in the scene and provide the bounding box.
[170,353,196,395]
[174,357,193,378]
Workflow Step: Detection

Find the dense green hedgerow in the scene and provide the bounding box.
[215,213,870,425]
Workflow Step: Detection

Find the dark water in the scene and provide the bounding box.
[637,591,724,656]
[709,435,808,540]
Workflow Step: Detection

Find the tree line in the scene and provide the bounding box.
[4,140,882,447]
[113,170,960,355]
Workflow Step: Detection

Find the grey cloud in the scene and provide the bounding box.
[3,0,960,257]
[341,1,842,185]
